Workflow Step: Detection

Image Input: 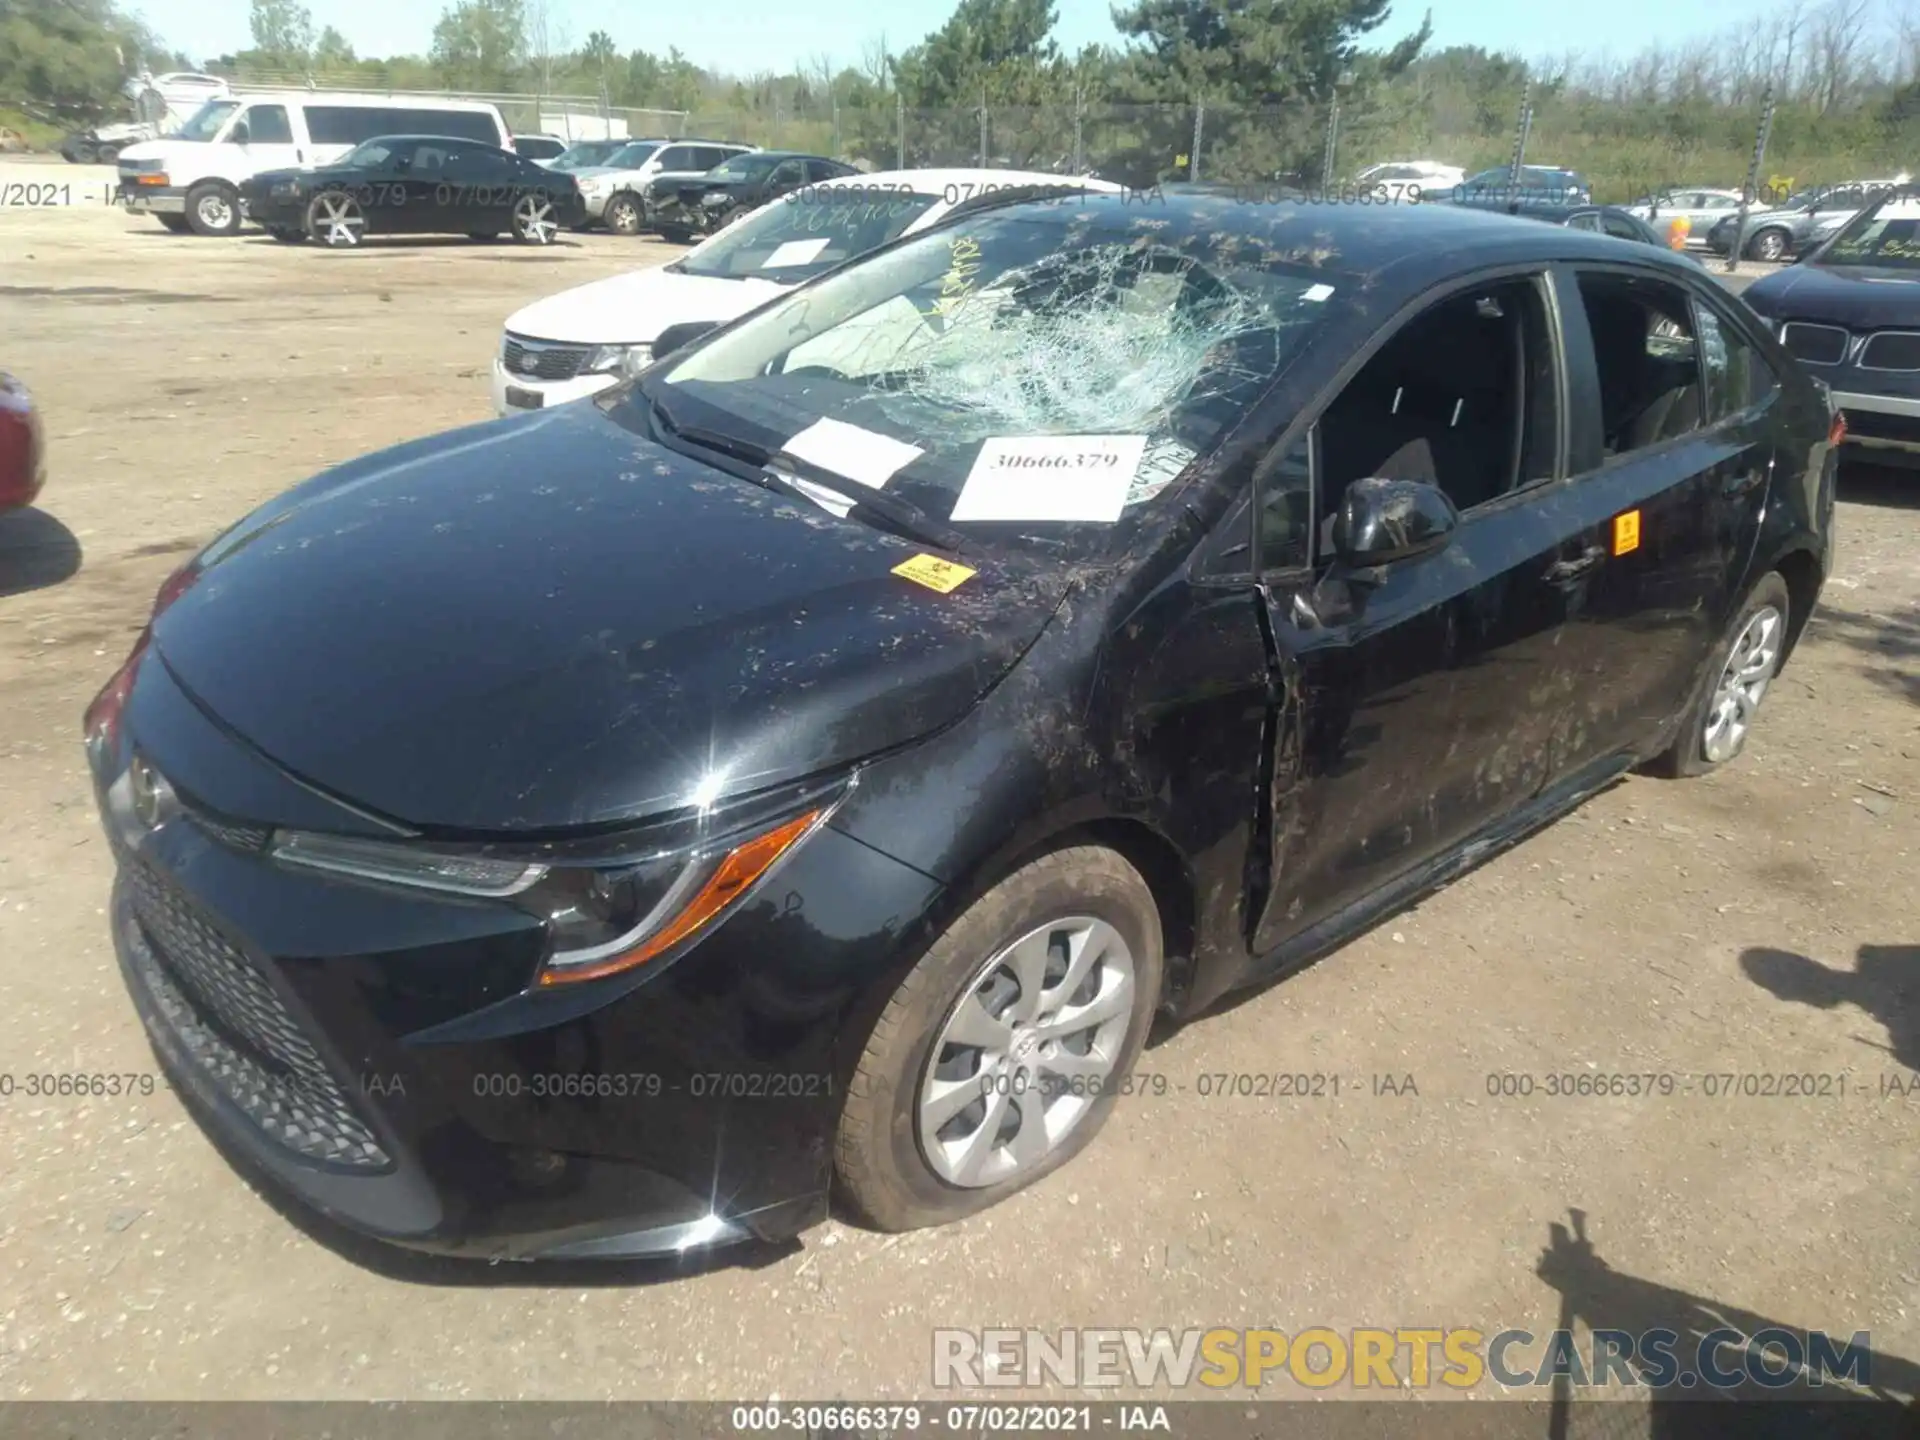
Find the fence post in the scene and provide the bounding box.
[1503,78,1534,208]
[1190,100,1204,182]
[978,87,988,167]
[1072,85,1084,174]
[1322,96,1340,185]
[1727,87,1777,274]
[896,92,905,170]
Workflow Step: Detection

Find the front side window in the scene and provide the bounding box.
[176,100,239,142]
[1317,277,1560,517]
[243,105,293,144]
[655,146,695,171]
[1694,304,1774,423]
[340,139,396,169]
[1601,212,1643,240]
[630,206,1340,559]
[1576,273,1704,457]
[607,142,662,170]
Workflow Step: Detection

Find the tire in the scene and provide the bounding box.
[603,192,643,235]
[1648,571,1791,778]
[1747,228,1788,262]
[184,181,241,237]
[95,143,123,163]
[155,215,190,234]
[69,140,97,164]
[511,192,560,244]
[835,845,1163,1232]
[306,189,366,247]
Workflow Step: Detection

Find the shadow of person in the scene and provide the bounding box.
[1741,945,1919,1072]
[1532,1207,1919,1440]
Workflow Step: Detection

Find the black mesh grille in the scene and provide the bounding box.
[501,335,589,381]
[124,859,389,1170]
[178,798,270,854]
[1858,330,1920,371]
[1781,322,1849,365]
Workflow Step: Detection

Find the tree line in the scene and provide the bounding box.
[6,0,1919,195]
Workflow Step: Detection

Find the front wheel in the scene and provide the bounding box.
[835,846,1163,1232]
[1747,228,1789,262]
[1648,571,1791,778]
[511,193,559,244]
[306,190,366,247]
[603,192,643,235]
[184,182,241,236]
[94,143,122,164]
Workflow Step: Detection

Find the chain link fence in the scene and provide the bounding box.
[207,65,1920,204]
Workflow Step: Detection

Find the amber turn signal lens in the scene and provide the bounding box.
[537,808,824,986]
[1829,411,1848,447]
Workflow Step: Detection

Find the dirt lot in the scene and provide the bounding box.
[0,197,1915,1404]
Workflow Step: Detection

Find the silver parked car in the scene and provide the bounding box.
[569,138,756,235]
[1623,187,1744,246]
[1706,178,1912,261]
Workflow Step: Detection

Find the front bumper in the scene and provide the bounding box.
[119,183,187,216]
[576,190,614,220]
[92,656,944,1261]
[1831,390,1920,460]
[489,358,619,417]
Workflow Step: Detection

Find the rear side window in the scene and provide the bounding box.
[1575,273,1705,457]
[244,105,292,143]
[305,106,373,145]
[1601,213,1642,240]
[1695,304,1779,421]
[656,146,695,171]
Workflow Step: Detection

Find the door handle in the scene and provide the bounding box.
[1542,544,1606,585]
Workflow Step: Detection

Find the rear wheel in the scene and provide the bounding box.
[95,142,123,163]
[306,190,365,247]
[184,182,241,237]
[1747,227,1789,262]
[1648,571,1790,778]
[68,139,97,164]
[603,192,643,235]
[835,846,1163,1231]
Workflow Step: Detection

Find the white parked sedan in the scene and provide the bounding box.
[490,167,1125,416]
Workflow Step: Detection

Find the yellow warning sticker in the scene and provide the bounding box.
[1613,509,1641,556]
[892,554,977,593]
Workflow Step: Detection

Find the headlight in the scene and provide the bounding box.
[265,776,847,986]
[587,342,653,378]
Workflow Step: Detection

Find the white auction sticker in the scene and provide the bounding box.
[1302,282,1335,302]
[779,417,924,493]
[762,237,832,268]
[949,435,1147,523]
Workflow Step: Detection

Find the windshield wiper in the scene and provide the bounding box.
[645,390,969,554]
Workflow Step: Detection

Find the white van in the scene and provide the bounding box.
[115,93,511,236]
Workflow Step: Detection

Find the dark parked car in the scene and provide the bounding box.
[1453,165,1592,205]
[240,135,584,248]
[0,372,45,516]
[1500,201,1705,262]
[86,196,1835,1262]
[1742,191,1920,464]
[645,150,859,242]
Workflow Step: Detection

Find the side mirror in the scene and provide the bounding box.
[230,121,250,145]
[1331,477,1458,568]
[652,320,718,359]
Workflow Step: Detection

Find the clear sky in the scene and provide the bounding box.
[130,0,1759,76]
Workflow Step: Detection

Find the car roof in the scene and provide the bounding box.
[942,191,1702,290]
[819,167,1125,196]
[361,134,507,149]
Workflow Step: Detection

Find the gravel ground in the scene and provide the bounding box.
[0,201,1913,1404]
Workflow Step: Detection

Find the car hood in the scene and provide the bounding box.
[148,402,1068,834]
[1743,261,1920,325]
[503,264,787,346]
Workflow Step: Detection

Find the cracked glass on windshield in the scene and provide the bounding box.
[636,202,1338,555]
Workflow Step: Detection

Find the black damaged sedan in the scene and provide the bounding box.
[87,194,1836,1261]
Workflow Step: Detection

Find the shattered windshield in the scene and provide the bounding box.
[672,189,940,280]
[631,203,1339,557]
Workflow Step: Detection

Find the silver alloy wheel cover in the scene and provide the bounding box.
[312,193,363,246]
[197,191,233,230]
[917,915,1136,1189]
[1703,604,1783,763]
[516,195,558,243]
[607,196,638,233]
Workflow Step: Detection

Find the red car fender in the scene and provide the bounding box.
[0,372,45,514]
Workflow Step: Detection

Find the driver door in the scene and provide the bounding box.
[1246,270,1586,960]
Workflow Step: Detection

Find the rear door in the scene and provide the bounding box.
[1537,266,1760,778]
[1248,268,1583,954]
